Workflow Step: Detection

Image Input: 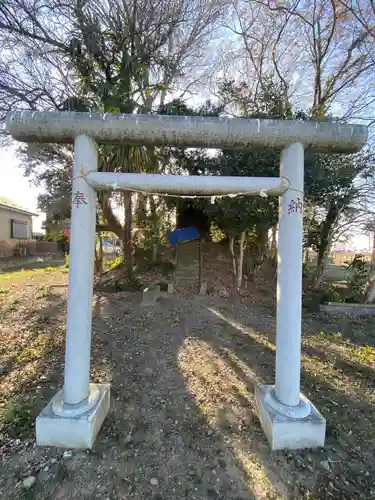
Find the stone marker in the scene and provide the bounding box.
[22,476,36,489]
[320,302,375,315]
[142,285,161,305]
[199,282,207,296]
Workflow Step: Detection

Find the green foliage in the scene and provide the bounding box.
[20,1,169,239]
[305,153,362,207]
[345,254,369,303]
[111,282,124,292]
[107,255,124,271]
[302,262,310,278]
[134,198,175,255]
[164,79,290,242]
[320,285,343,304]
[317,330,343,340]
[64,253,70,269]
[148,282,160,291]
[111,266,142,292]
[41,266,59,272]
[159,97,224,118]
[159,260,175,279]
[55,462,72,482]
[164,77,367,270]
[0,268,62,280]
[136,222,159,252]
[202,149,279,237]
[219,76,292,118]
[210,223,225,243]
[304,153,365,254]
[0,396,36,437]
[157,281,169,292]
[141,260,175,279]
[319,255,370,304]
[124,271,143,291]
[352,344,375,365]
[37,285,51,299]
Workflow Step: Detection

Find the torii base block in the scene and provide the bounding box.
[36,384,110,449]
[255,385,326,451]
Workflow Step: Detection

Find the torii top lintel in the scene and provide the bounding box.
[5,110,367,154]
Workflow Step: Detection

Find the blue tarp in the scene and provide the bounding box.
[168,227,200,246]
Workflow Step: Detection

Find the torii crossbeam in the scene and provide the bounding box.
[5,110,367,450]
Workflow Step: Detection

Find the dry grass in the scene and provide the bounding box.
[0,266,374,499]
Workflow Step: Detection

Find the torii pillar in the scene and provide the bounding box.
[5,110,367,450]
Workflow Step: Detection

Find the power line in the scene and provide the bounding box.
[347,117,375,121]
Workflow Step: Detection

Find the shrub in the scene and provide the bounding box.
[302,262,310,278]
[111,267,143,292]
[126,268,143,291]
[345,254,369,303]
[0,397,36,437]
[107,256,123,271]
[210,222,225,243]
[159,260,175,278]
[320,285,342,304]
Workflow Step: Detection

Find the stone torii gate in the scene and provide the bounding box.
[6,111,367,450]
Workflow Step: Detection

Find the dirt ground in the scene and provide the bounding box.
[0,266,375,499]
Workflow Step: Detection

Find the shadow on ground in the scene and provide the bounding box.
[198,302,375,499]
[0,258,65,274]
[1,289,375,499]
[88,294,261,499]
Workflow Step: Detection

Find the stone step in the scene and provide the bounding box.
[176,273,199,278]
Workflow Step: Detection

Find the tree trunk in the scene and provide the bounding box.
[236,231,246,290]
[313,205,339,289]
[150,195,157,219]
[250,225,270,275]
[99,192,124,239]
[136,193,147,227]
[271,226,277,251]
[313,248,329,289]
[365,270,375,302]
[123,191,133,268]
[365,232,375,302]
[94,231,103,276]
[270,225,277,262]
[229,236,237,281]
[152,243,158,262]
[160,29,174,108]
[313,231,334,289]
[258,225,270,260]
[172,241,181,285]
[304,247,309,263]
[199,238,205,286]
